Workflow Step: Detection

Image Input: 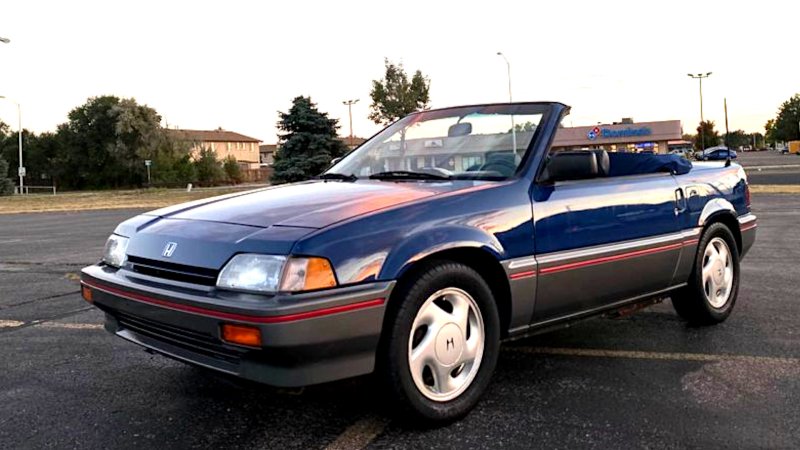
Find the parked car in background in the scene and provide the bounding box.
[80,102,756,423]
[668,148,690,158]
[697,146,737,161]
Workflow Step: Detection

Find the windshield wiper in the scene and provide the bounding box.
[368,171,451,181]
[318,172,358,181]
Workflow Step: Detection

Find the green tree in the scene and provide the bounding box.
[751,132,765,149]
[510,121,537,132]
[0,155,14,195]
[694,121,721,150]
[764,119,776,146]
[223,155,243,184]
[56,95,162,189]
[194,147,224,186]
[149,134,196,186]
[770,94,800,142]
[725,130,750,149]
[368,59,431,125]
[271,96,347,184]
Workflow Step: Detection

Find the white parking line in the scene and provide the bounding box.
[505,346,800,365]
[323,415,390,450]
[0,319,25,328]
[36,322,103,330]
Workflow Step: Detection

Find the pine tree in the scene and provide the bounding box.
[271,96,347,184]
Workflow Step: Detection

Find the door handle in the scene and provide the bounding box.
[674,188,687,215]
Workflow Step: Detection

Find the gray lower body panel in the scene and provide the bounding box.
[81,265,393,387]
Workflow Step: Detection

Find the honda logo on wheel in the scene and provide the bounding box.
[162,242,178,258]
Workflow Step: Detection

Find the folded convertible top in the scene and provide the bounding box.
[606,153,693,177]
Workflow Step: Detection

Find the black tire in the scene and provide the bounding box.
[672,222,740,325]
[377,261,500,424]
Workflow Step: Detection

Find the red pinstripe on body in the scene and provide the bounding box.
[81,279,385,324]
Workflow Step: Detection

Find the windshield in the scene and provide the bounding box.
[327,104,548,180]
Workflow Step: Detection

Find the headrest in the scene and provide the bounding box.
[592,150,610,176]
[546,151,599,182]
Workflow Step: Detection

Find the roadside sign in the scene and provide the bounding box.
[18,166,26,177]
[144,160,152,167]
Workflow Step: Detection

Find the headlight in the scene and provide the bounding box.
[216,254,337,294]
[103,234,129,268]
[217,254,286,293]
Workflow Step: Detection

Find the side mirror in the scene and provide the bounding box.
[330,157,342,165]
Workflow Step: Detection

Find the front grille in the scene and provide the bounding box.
[127,255,218,286]
[115,311,243,363]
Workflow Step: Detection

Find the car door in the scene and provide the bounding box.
[531,172,686,321]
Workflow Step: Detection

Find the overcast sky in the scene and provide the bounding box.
[0,1,796,144]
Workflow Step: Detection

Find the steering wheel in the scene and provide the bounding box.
[477,159,517,177]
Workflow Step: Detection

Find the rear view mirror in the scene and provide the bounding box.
[448,122,472,137]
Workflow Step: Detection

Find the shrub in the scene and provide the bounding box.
[223,155,243,184]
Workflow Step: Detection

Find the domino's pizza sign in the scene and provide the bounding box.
[588,126,652,140]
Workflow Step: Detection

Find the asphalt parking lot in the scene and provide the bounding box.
[737,151,800,185]
[1,194,799,449]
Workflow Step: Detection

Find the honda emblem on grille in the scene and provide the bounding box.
[162,242,178,258]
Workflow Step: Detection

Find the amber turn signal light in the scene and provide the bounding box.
[304,257,337,291]
[221,323,262,347]
[81,285,93,303]
[280,257,338,292]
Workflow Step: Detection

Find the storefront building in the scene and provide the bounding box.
[552,120,682,154]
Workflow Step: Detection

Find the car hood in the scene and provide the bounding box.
[144,180,469,229]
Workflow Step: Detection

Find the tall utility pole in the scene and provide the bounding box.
[342,99,359,148]
[724,97,730,148]
[688,72,712,151]
[497,52,516,154]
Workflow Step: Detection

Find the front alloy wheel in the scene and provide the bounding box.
[408,287,485,402]
[379,261,499,423]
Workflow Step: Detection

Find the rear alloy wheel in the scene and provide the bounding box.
[672,222,740,325]
[701,237,735,309]
[379,261,499,423]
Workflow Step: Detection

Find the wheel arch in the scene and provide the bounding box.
[698,198,742,253]
[387,247,513,338]
[701,211,742,254]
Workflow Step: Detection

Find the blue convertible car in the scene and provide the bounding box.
[81,102,756,422]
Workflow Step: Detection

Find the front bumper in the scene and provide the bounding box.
[80,264,393,387]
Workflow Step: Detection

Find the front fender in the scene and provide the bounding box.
[379,225,505,280]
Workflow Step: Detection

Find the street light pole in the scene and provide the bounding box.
[497,52,516,154]
[0,96,23,193]
[687,72,712,151]
[1,39,24,193]
[342,99,359,148]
